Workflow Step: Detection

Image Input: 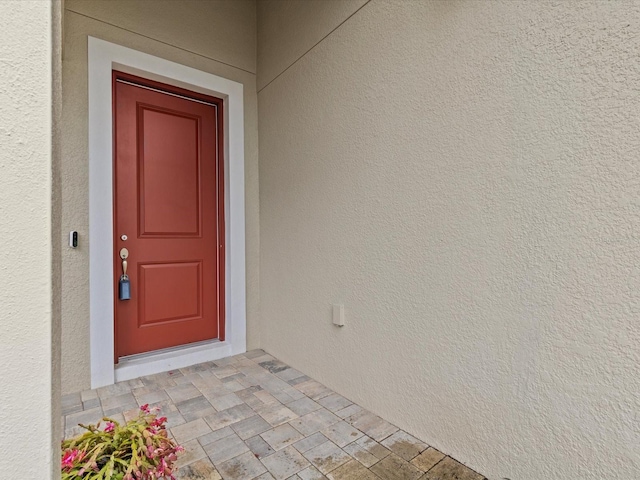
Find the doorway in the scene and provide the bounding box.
[89,37,246,388]
[113,71,225,360]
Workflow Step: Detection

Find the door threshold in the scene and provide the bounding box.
[114,339,235,383]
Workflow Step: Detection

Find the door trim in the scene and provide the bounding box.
[88,37,246,389]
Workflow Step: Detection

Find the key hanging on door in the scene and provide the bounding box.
[119,247,130,301]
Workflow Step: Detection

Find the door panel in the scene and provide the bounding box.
[113,72,224,359]
[139,107,201,236]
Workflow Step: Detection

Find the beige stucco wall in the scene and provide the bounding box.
[258,1,640,479]
[61,0,260,394]
[0,0,61,476]
[257,0,367,90]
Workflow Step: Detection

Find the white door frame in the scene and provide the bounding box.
[88,37,246,389]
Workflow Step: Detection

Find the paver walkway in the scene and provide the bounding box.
[62,350,486,480]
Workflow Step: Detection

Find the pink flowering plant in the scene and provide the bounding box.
[61,405,184,479]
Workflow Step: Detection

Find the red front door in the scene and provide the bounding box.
[113,71,224,359]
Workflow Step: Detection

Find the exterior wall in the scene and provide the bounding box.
[257,0,367,90]
[258,1,640,479]
[62,0,259,394]
[0,0,61,477]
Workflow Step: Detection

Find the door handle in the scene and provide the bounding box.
[120,247,129,276]
[119,248,130,301]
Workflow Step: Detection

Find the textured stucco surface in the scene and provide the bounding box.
[0,0,57,476]
[258,1,640,479]
[257,0,367,90]
[61,1,260,394]
[67,0,256,74]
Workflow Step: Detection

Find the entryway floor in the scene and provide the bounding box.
[62,350,486,480]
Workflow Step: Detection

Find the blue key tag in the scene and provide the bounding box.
[119,275,130,300]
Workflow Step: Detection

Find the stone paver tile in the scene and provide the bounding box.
[236,385,263,400]
[272,389,299,404]
[176,373,206,386]
[275,368,306,382]
[122,406,144,422]
[238,375,264,388]
[370,453,423,480]
[203,432,250,464]
[254,390,281,405]
[166,383,203,404]
[355,436,392,460]
[82,398,101,410]
[317,394,352,413]
[175,458,222,480]
[346,410,398,442]
[281,387,306,401]
[327,459,380,480]
[101,392,136,411]
[261,424,304,451]
[64,424,87,439]
[247,434,276,459]
[420,456,484,480]
[259,360,290,374]
[342,443,379,468]
[164,408,187,429]
[303,441,350,475]
[62,392,82,409]
[192,373,223,389]
[334,405,362,420]
[292,432,329,454]
[208,393,244,411]
[221,372,246,384]
[343,436,389,468]
[171,419,212,444]
[80,389,98,402]
[177,439,207,468]
[294,381,333,401]
[231,415,272,440]
[200,385,233,400]
[215,355,240,366]
[262,377,298,396]
[297,465,327,480]
[321,421,363,448]
[217,451,267,480]
[211,365,239,379]
[204,403,255,430]
[198,426,235,447]
[244,392,268,409]
[290,409,340,437]
[222,380,246,393]
[381,430,428,461]
[288,397,322,417]
[256,473,276,480]
[412,447,446,472]
[62,403,83,417]
[261,445,310,480]
[135,389,170,406]
[141,371,179,388]
[65,407,105,430]
[181,363,212,375]
[177,396,213,415]
[105,402,139,417]
[252,353,276,364]
[97,381,133,399]
[245,349,266,359]
[258,404,299,427]
[288,375,311,386]
[183,406,218,423]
